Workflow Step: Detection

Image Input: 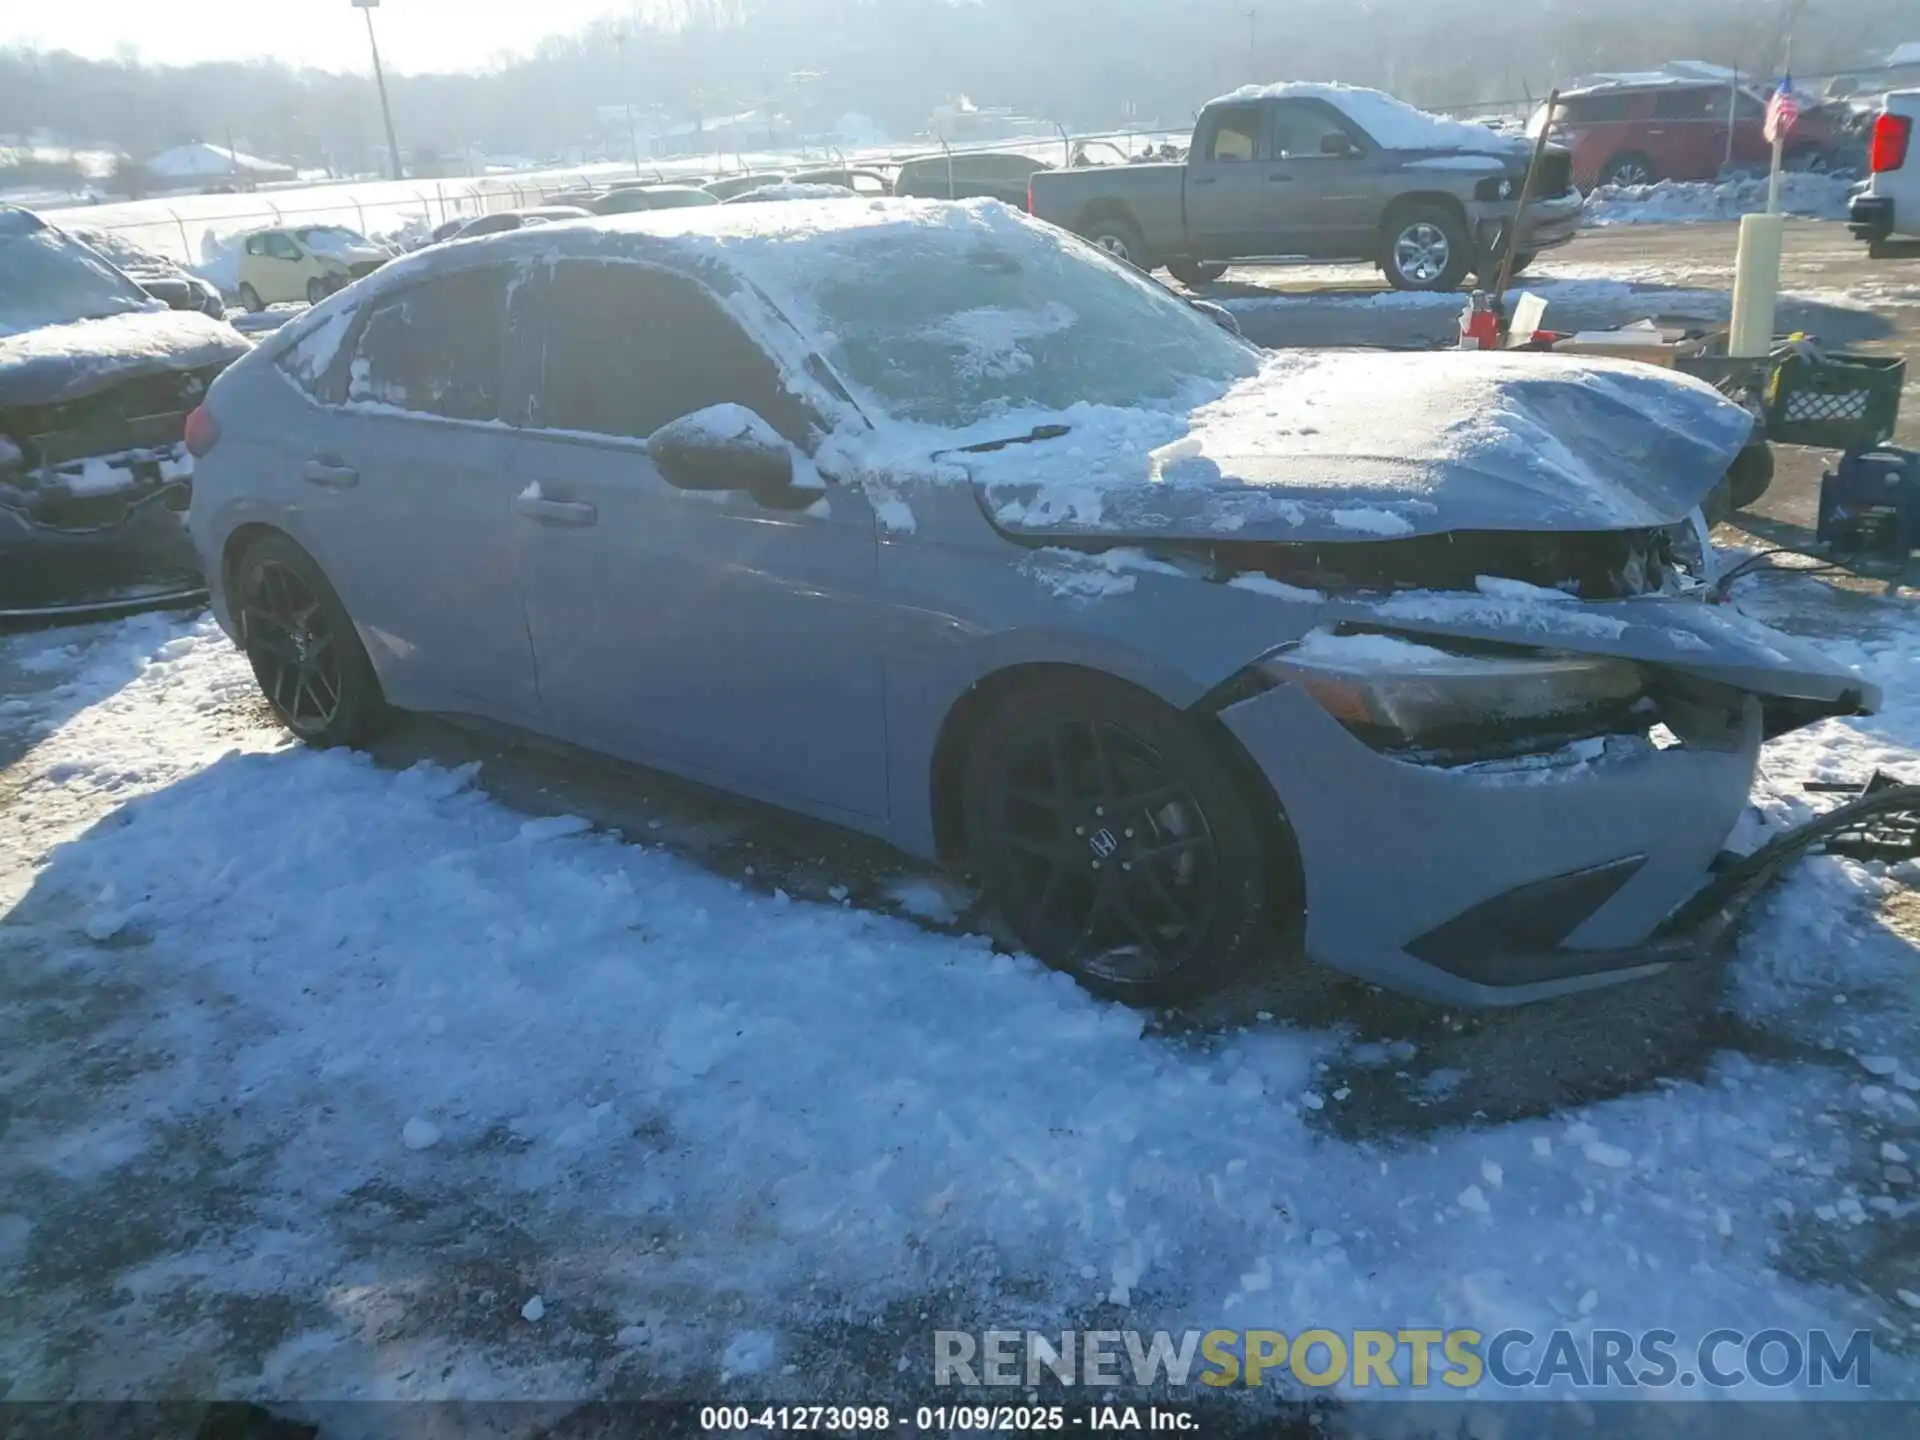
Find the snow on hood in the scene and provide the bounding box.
[0,309,251,410]
[1211,82,1526,156]
[976,349,1755,544]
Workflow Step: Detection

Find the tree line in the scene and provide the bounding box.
[2,0,1912,183]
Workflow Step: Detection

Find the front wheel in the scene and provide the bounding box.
[236,282,262,312]
[234,535,387,748]
[960,674,1292,1005]
[1381,205,1472,291]
[1166,258,1229,287]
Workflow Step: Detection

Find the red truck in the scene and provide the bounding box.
[1533,78,1843,191]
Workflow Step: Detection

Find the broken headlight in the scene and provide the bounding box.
[1260,630,1646,753]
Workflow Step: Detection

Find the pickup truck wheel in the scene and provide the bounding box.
[1167,259,1228,287]
[1082,217,1150,270]
[1381,206,1471,291]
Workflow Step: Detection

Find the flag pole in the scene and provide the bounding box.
[1767,38,1792,213]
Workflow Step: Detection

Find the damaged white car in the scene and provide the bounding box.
[186,198,1877,1006]
[1,205,249,618]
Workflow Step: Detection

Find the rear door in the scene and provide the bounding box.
[1184,102,1276,257]
[1650,85,1730,181]
[1261,98,1386,257]
[288,262,542,725]
[505,259,891,819]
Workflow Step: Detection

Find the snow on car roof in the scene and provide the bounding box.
[1208,81,1519,154]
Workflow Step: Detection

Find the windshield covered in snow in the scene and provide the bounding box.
[293,226,373,256]
[0,211,155,335]
[792,227,1258,428]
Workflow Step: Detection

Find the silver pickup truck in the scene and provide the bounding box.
[1029,84,1583,291]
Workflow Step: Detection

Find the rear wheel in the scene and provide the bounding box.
[1166,258,1229,287]
[237,282,262,312]
[960,674,1291,1005]
[233,535,386,748]
[1080,215,1150,270]
[1381,204,1472,291]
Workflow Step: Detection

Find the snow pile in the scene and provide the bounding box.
[2,607,1917,1400]
[1211,82,1524,156]
[1583,171,1854,226]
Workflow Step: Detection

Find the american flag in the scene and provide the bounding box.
[1765,75,1801,145]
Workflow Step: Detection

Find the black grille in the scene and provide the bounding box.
[10,365,213,468]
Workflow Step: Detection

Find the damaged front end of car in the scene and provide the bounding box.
[1189,539,1877,1004]
[0,363,220,621]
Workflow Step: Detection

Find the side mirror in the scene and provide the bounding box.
[1189,299,1241,337]
[646,404,800,504]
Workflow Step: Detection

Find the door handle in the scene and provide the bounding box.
[302,459,359,488]
[514,492,598,526]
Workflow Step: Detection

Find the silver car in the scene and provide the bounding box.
[186,199,1875,1008]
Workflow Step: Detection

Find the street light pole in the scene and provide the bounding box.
[352,0,405,181]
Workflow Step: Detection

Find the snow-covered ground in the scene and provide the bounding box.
[1583,172,1856,227]
[3,559,1918,1407]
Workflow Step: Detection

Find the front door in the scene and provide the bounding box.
[508,258,890,820]
[1262,99,1388,257]
[293,262,541,725]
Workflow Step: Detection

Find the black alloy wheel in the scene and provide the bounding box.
[962,677,1285,1003]
[235,536,385,747]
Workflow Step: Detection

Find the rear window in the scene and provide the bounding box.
[1653,87,1726,120]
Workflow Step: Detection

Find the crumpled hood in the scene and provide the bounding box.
[976,350,1755,544]
[0,309,251,410]
[315,244,390,267]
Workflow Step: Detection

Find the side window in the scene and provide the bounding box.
[345,266,512,421]
[1654,87,1719,121]
[1270,102,1359,158]
[1201,106,1264,162]
[245,234,265,256]
[529,260,810,444]
[1733,89,1766,121]
[1565,92,1642,124]
[267,233,303,260]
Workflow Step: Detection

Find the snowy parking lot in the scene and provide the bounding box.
[5,220,1920,1424]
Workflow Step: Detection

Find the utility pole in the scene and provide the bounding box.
[614,28,643,175]
[352,1,405,181]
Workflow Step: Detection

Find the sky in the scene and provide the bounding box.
[0,1,641,75]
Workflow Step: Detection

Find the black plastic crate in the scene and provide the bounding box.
[1764,352,1906,451]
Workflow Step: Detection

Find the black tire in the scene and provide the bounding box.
[1598,151,1657,188]
[237,282,262,313]
[1505,250,1536,276]
[1380,203,1472,291]
[1726,440,1775,510]
[306,278,328,306]
[959,673,1291,1005]
[232,534,386,748]
[1079,214,1150,271]
[1166,258,1229,287]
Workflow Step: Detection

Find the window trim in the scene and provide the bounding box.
[320,261,517,426]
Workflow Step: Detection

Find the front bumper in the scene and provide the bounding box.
[1219,679,1763,1006]
[1475,190,1584,260]
[0,443,204,613]
[1848,193,1894,242]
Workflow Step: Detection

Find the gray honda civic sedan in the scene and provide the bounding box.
[186,198,1874,1007]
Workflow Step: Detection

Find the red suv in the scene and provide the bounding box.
[1534,80,1841,191]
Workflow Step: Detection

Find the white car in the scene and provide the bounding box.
[1848,89,1920,257]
